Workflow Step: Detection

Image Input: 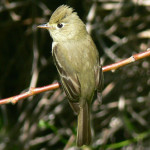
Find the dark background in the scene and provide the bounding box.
[0,0,150,149]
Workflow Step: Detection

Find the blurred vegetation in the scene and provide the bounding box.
[0,0,150,150]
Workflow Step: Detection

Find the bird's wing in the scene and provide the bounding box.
[95,57,104,102]
[96,61,103,92]
[52,43,81,113]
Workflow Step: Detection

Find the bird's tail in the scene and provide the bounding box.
[77,102,91,147]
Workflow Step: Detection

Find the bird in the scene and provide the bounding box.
[38,5,103,147]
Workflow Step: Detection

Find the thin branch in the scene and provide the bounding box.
[0,49,150,105]
[0,83,59,105]
[102,49,150,72]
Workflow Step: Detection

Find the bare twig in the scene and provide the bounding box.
[0,49,150,105]
[0,83,59,105]
[102,49,150,72]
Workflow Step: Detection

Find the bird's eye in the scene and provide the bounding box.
[57,23,64,28]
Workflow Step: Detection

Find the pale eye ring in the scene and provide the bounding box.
[57,23,64,28]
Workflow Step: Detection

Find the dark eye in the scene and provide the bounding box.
[57,23,63,28]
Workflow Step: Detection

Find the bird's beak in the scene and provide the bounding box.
[37,23,50,29]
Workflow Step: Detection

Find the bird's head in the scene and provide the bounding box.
[38,5,87,42]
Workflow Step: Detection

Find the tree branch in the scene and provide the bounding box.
[102,49,150,72]
[0,49,150,105]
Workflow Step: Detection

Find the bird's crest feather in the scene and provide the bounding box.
[49,5,76,24]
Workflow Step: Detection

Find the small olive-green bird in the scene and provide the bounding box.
[38,5,103,147]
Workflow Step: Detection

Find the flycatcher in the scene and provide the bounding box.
[38,5,103,147]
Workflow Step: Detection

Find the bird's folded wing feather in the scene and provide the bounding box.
[52,44,81,113]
